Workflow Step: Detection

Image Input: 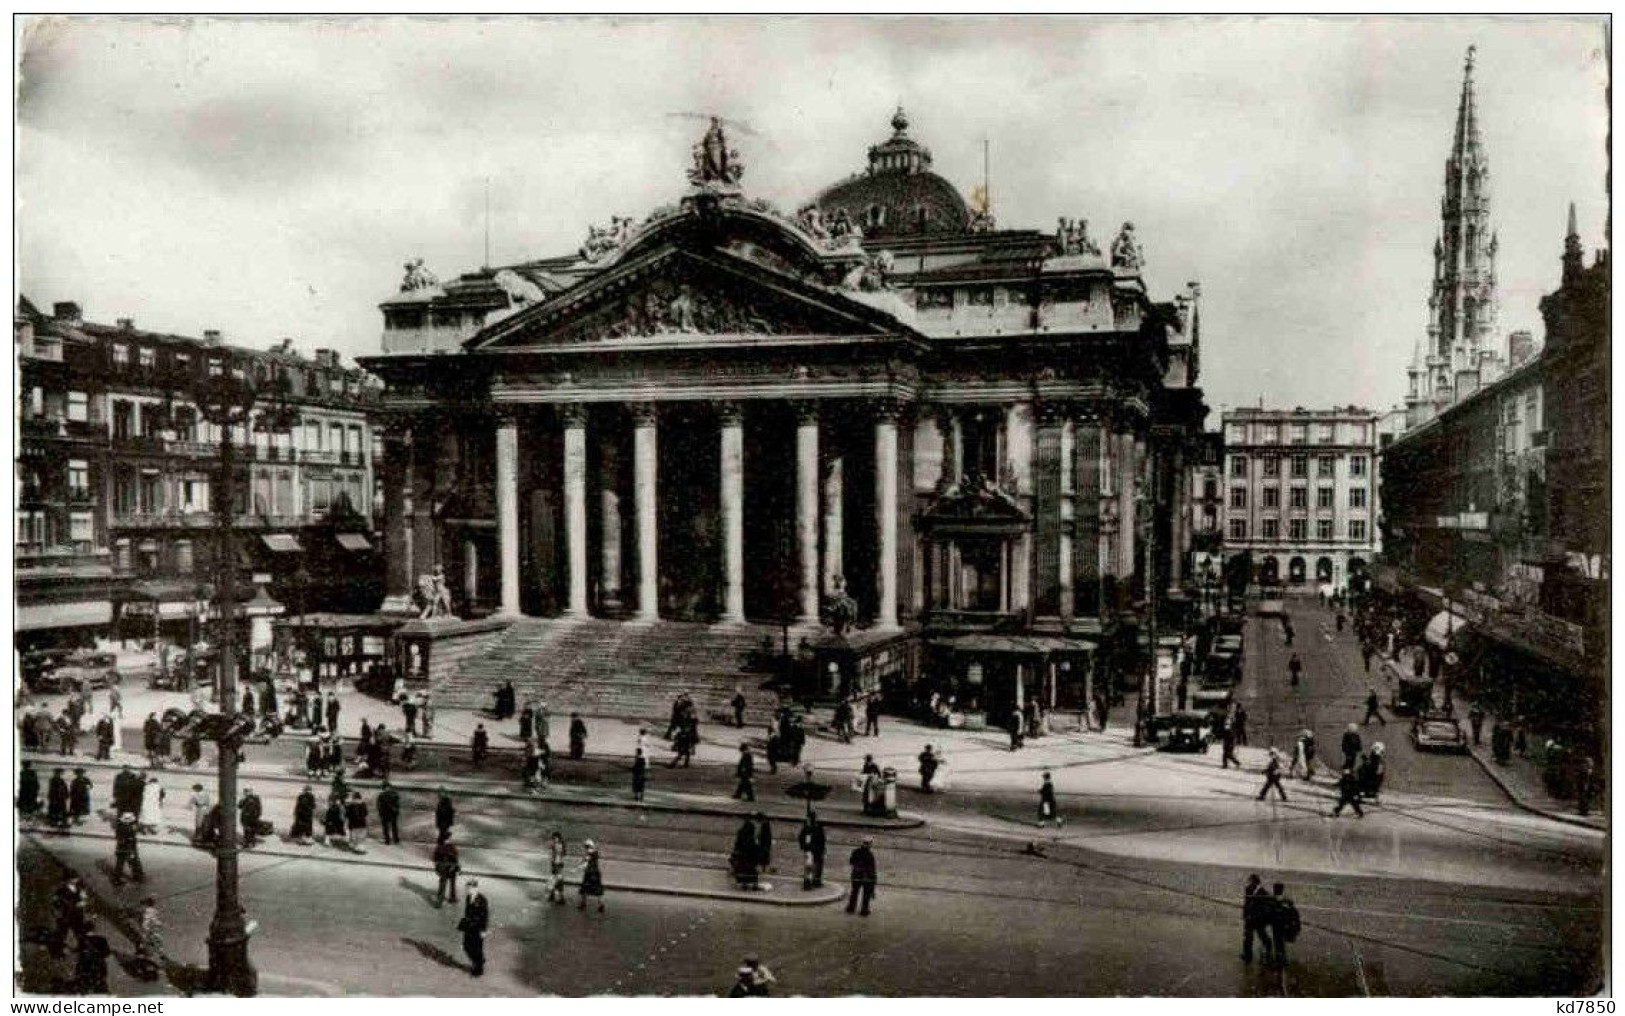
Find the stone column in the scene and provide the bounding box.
[599,423,623,612]
[933,407,958,488]
[382,424,416,613]
[463,536,478,609]
[822,453,843,598]
[794,402,820,623]
[562,404,589,618]
[718,402,746,624]
[495,415,521,617]
[1117,428,1137,590]
[1059,416,1075,619]
[631,403,660,622]
[874,401,900,629]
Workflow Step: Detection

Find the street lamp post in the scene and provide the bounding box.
[193,373,298,997]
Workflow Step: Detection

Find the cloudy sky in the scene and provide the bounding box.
[16,16,1610,417]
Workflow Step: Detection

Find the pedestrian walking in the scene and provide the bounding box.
[1330,766,1364,818]
[304,735,324,778]
[290,785,316,844]
[434,833,462,906]
[402,695,419,737]
[239,787,263,848]
[864,695,881,737]
[519,702,535,743]
[1267,883,1300,965]
[18,761,40,823]
[435,789,456,840]
[578,840,606,912]
[846,836,878,916]
[1340,723,1363,770]
[321,795,347,846]
[1358,744,1386,801]
[74,922,112,994]
[1242,873,1272,963]
[1221,725,1241,769]
[51,877,90,957]
[143,713,163,766]
[47,768,70,830]
[546,831,567,904]
[734,744,756,801]
[112,812,145,885]
[631,748,648,802]
[569,712,588,760]
[1363,690,1387,726]
[1360,643,1374,673]
[378,781,401,845]
[94,715,114,761]
[1006,709,1024,751]
[799,810,826,889]
[669,719,696,768]
[730,818,760,889]
[471,723,489,767]
[459,880,489,976]
[1467,706,1486,747]
[1256,748,1288,801]
[731,687,748,728]
[1037,771,1062,827]
[1282,617,1295,647]
[344,791,368,850]
[918,744,939,793]
[1287,653,1303,687]
[68,768,92,825]
[755,812,774,873]
[139,775,165,835]
[325,692,340,734]
[1302,729,1318,779]
[833,699,854,744]
[1233,704,1249,746]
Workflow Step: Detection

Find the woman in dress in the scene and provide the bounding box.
[578,840,606,912]
[139,776,165,835]
[546,831,568,905]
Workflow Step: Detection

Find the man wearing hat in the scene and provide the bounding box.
[733,743,756,802]
[578,839,605,912]
[846,836,878,916]
[46,768,70,830]
[69,768,93,825]
[112,812,145,885]
[459,878,489,976]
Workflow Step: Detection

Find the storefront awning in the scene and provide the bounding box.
[335,533,371,552]
[1425,611,1472,648]
[261,534,302,553]
[16,600,113,632]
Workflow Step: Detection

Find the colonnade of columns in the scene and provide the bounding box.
[440,400,902,629]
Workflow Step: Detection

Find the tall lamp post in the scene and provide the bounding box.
[194,372,299,997]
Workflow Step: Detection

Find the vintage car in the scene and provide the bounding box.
[1412,713,1469,754]
[1156,711,1212,753]
[31,651,121,694]
[1390,675,1435,716]
[1190,685,1234,718]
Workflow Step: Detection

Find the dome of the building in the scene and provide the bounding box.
[811,107,971,238]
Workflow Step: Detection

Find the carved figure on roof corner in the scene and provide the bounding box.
[689,117,744,190]
[1056,218,1101,257]
[1110,221,1145,271]
[400,258,439,292]
[796,205,829,241]
[581,215,635,265]
[841,250,894,292]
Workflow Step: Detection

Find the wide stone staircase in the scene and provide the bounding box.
[434,618,796,726]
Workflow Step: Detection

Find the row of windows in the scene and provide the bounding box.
[1230,454,1368,478]
[1228,518,1369,542]
[105,341,363,400]
[1230,486,1368,509]
[16,510,95,547]
[1224,421,1372,445]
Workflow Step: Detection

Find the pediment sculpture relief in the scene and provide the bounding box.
[562,275,821,342]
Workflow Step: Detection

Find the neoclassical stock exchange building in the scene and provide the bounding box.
[361,112,1208,726]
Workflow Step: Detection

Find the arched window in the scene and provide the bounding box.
[866,204,886,230]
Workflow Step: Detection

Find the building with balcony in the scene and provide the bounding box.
[15,298,386,651]
[359,111,1210,725]
[1219,406,1381,591]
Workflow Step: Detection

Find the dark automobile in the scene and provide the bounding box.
[1390,675,1435,716]
[1412,714,1468,754]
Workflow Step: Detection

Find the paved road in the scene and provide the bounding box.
[18,789,1603,997]
[1238,599,1505,804]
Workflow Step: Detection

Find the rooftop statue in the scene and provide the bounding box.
[400,258,439,292]
[1056,217,1101,257]
[688,117,745,190]
[1110,221,1145,271]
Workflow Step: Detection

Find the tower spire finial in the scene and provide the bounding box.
[1567,200,1579,238]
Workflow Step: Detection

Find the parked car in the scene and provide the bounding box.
[1390,675,1435,716]
[31,651,121,694]
[1412,713,1469,754]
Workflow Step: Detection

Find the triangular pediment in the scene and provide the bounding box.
[470,246,904,350]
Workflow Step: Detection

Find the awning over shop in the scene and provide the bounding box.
[16,600,113,632]
[335,533,371,552]
[929,634,1097,656]
[1424,611,1472,648]
[261,534,302,553]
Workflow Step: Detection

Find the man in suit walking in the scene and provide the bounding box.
[377,781,402,845]
[434,833,461,907]
[460,879,490,977]
[846,836,878,916]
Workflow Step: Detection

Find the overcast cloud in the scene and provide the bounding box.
[16,16,1610,417]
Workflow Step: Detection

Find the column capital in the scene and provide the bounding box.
[558,402,589,429]
[1035,399,1072,427]
[869,397,904,423]
[711,399,744,426]
[792,400,821,426]
[629,401,661,426]
[491,404,523,427]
